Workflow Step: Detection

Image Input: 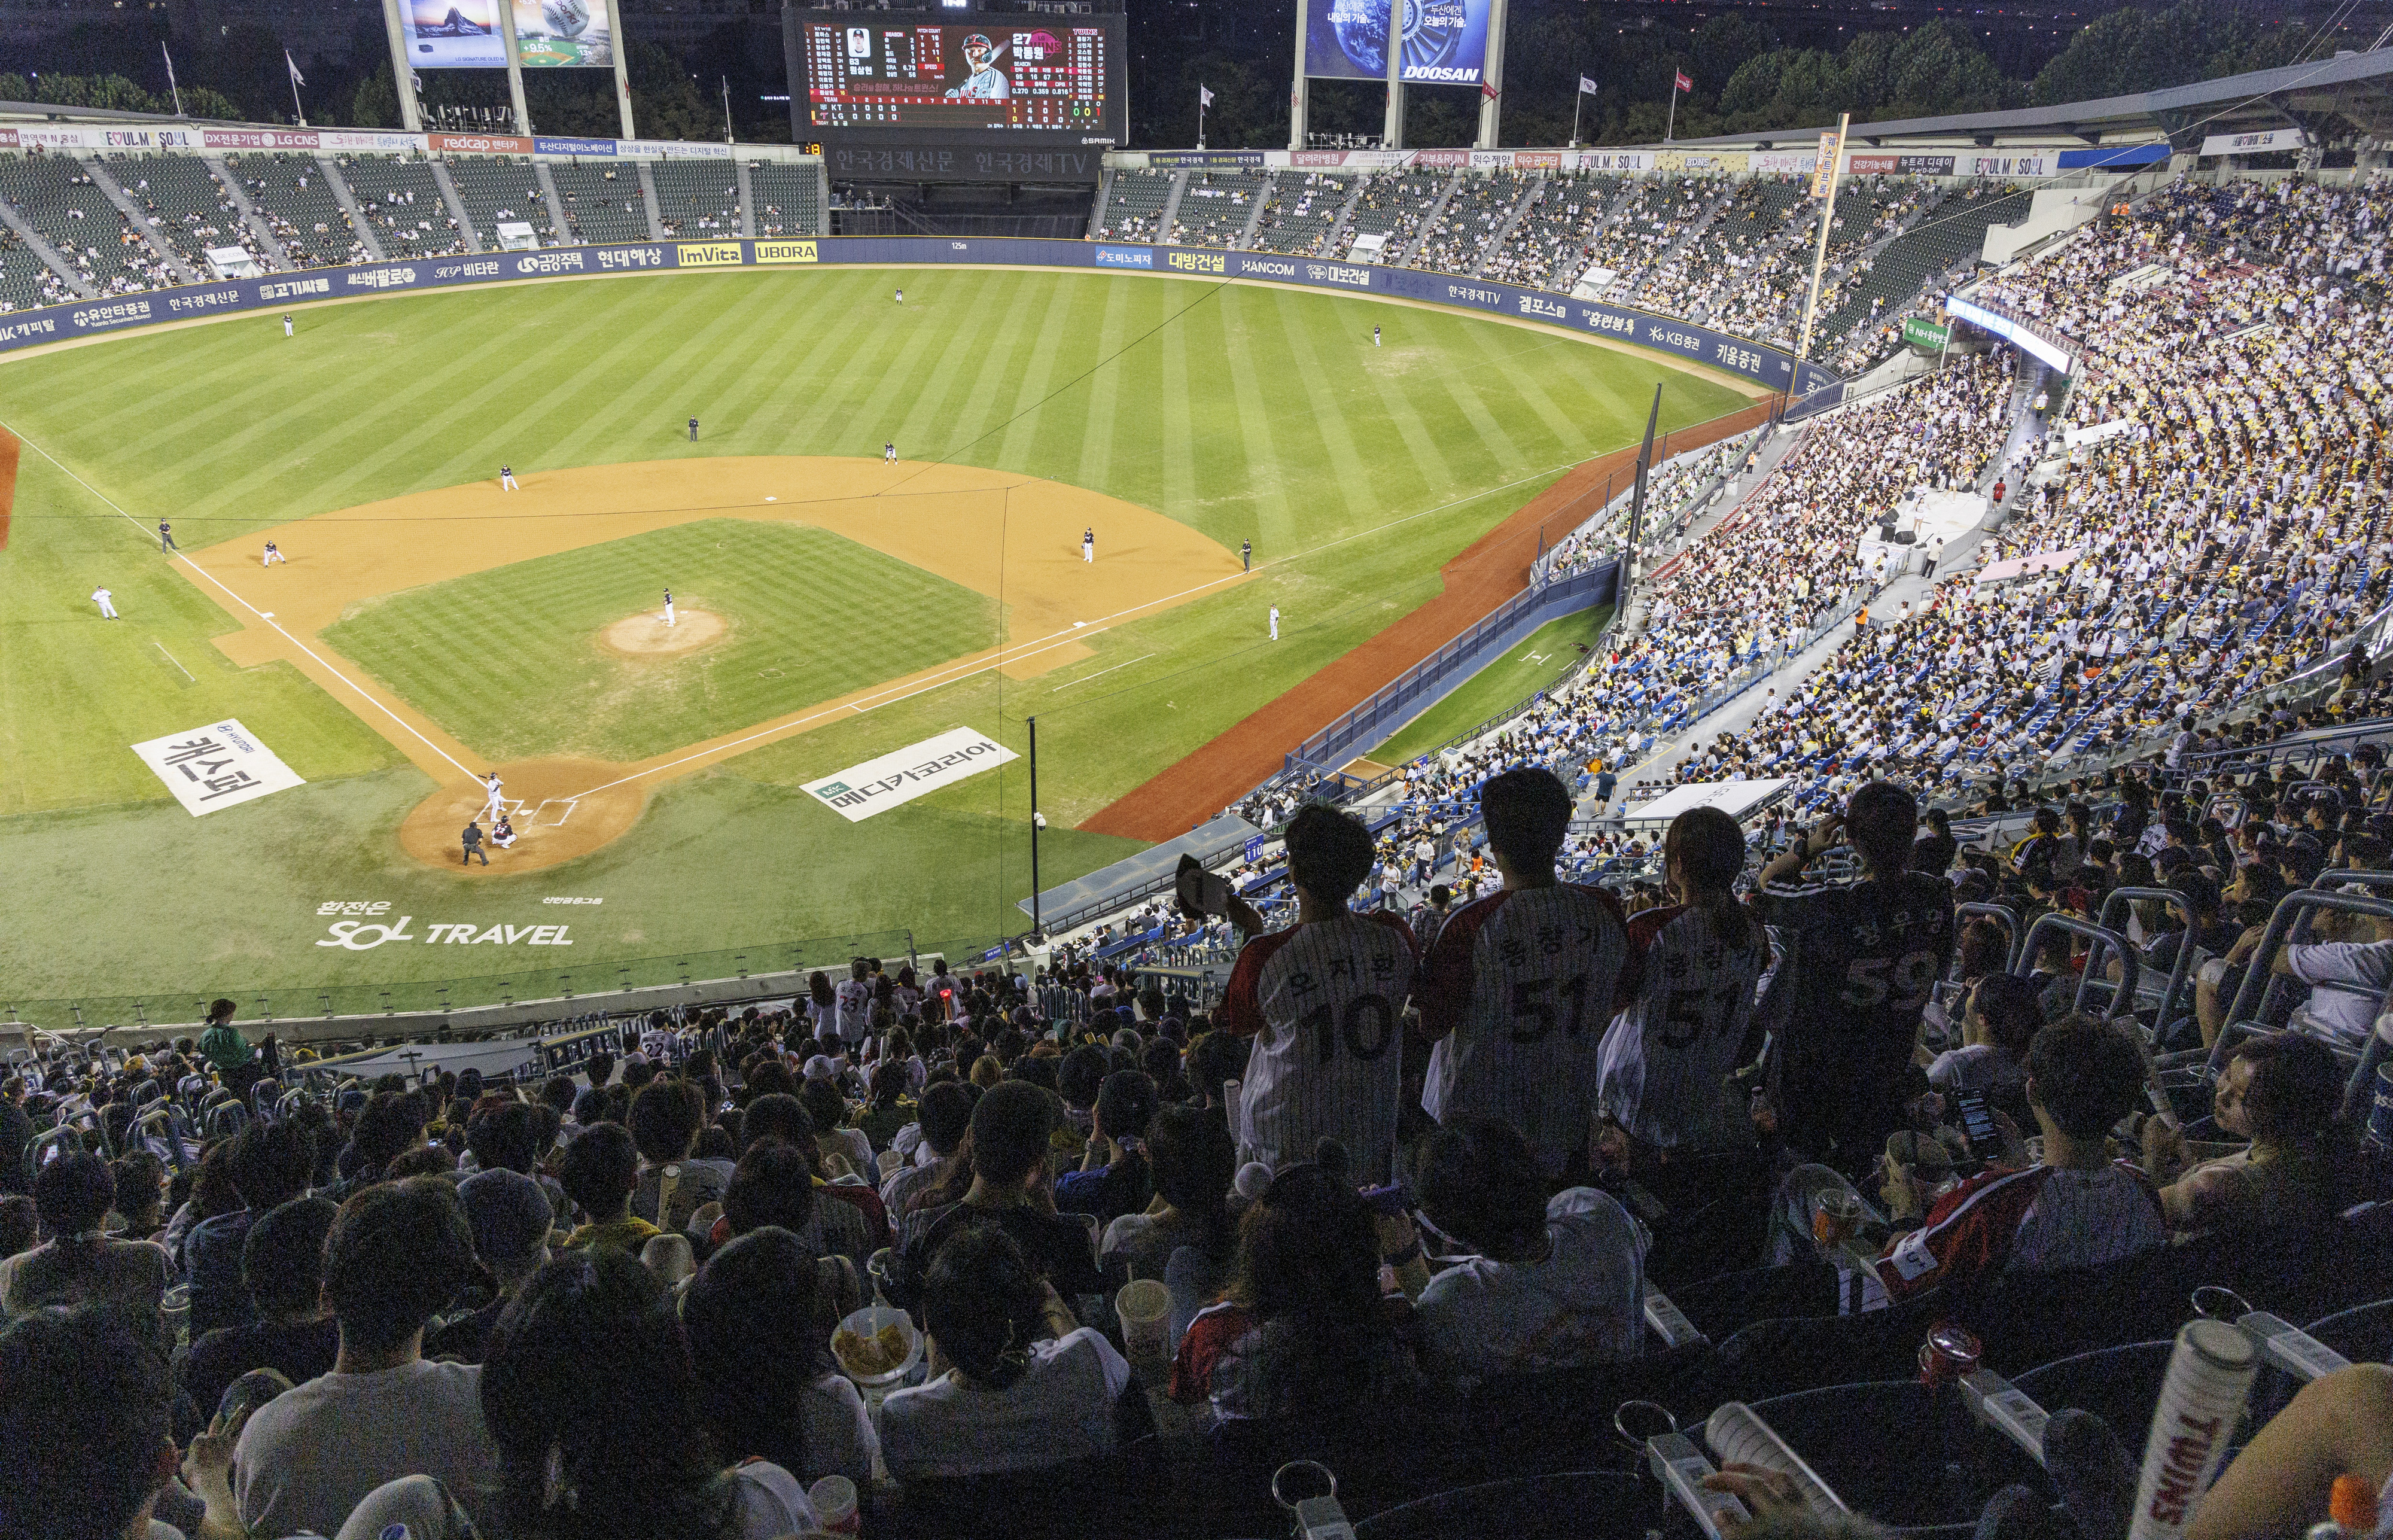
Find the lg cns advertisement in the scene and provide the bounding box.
[1304,0,1493,86]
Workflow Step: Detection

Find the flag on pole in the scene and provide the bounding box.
[285,49,306,87]
[1199,84,1214,107]
[1674,70,1692,92]
[1481,80,1499,102]
[1578,75,1599,95]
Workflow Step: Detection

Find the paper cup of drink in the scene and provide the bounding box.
[807,1474,860,1534]
[1117,1278,1173,1362]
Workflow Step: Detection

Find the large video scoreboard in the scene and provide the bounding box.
[789,10,1123,183]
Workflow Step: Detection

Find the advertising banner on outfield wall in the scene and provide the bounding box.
[132,719,305,816]
[804,727,1018,823]
[0,235,1839,395]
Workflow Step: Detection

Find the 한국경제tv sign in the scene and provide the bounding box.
[132,719,306,815]
[803,726,1018,823]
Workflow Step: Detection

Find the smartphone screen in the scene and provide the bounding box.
[1956,1092,2004,1165]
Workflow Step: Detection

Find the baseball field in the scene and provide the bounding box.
[0,263,1758,1022]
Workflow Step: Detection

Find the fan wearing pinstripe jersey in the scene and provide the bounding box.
[1597,806,1771,1154]
[1874,1014,2162,1299]
[1418,768,1633,1177]
[1217,804,1420,1183]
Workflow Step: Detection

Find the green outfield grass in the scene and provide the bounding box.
[1371,602,1616,766]
[0,267,1750,1016]
[324,520,997,763]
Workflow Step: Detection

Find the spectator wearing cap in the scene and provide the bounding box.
[1412,1119,1646,1386]
[177,1195,339,1431]
[0,1152,170,1322]
[233,1178,495,1537]
[1054,1070,1159,1227]
[428,1169,555,1364]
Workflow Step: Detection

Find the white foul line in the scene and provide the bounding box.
[151,640,195,682]
[1049,652,1155,692]
[11,427,483,782]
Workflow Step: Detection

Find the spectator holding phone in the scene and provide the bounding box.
[1876,1015,2163,1301]
[2142,1032,2346,1235]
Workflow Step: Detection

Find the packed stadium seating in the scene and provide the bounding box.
[109,151,278,274]
[333,156,468,257]
[1404,168,1533,275]
[442,154,547,252]
[748,160,822,239]
[1247,169,1347,257]
[547,159,651,246]
[1477,171,1621,292]
[1168,168,1265,248]
[650,159,743,238]
[1624,172,1806,326]
[1578,173,1725,299]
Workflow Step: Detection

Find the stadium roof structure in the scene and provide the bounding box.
[1680,45,2393,153]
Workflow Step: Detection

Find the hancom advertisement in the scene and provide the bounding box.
[512,0,613,67]
[1304,0,1492,86]
[406,0,506,68]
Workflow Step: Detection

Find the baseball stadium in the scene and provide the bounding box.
[7,0,2393,1530]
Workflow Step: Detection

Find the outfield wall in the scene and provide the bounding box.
[0,234,1840,395]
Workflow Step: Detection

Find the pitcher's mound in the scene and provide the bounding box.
[599,607,724,658]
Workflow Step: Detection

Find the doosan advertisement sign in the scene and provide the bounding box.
[1302,0,1493,85]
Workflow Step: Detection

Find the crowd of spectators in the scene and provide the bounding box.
[4,762,2383,1536]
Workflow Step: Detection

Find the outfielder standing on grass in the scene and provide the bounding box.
[282,314,293,337]
[92,587,117,619]
[1418,767,1633,1178]
[688,416,699,442]
[1215,802,1418,1183]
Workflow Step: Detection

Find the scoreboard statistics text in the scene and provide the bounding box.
[802,20,1115,135]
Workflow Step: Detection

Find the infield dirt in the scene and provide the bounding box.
[182,457,1242,872]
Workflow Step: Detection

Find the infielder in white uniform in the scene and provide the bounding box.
[1595,806,1769,1157]
[482,771,505,824]
[92,587,117,619]
[262,540,286,567]
[1418,766,1633,1177]
[1082,526,1094,564]
[500,464,518,491]
[1269,605,1280,641]
[1217,802,1418,1182]
[663,588,675,627]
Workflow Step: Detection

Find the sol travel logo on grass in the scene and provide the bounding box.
[317,916,577,951]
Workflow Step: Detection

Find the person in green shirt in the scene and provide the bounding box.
[199,997,256,1093]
